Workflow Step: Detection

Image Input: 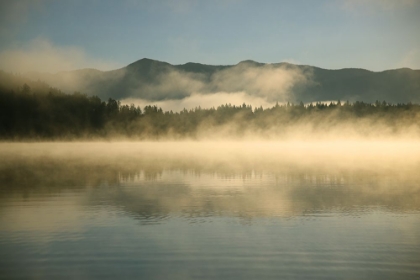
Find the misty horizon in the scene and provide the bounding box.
[1,1,420,279]
[2,56,418,111]
[5,57,420,75]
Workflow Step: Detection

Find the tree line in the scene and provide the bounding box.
[1,82,420,139]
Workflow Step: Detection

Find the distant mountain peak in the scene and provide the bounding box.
[237,60,264,66]
[183,62,205,66]
[21,58,420,104]
[127,58,169,67]
[137,58,157,63]
[125,58,173,75]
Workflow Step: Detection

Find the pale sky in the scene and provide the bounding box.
[1,0,419,72]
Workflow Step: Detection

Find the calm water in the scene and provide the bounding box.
[1,142,420,279]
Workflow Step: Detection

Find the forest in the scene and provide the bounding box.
[1,77,420,140]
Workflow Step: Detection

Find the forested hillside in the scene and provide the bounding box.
[26,58,420,103]
[1,71,419,140]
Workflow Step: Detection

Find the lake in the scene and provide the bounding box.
[1,142,420,279]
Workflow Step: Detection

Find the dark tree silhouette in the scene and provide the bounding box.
[1,71,420,140]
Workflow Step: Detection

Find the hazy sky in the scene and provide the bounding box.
[1,0,419,72]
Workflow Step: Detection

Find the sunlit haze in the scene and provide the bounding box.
[1,1,420,279]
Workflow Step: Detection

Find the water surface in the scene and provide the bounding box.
[1,142,420,279]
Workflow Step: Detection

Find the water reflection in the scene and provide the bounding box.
[1,142,420,222]
[1,142,420,279]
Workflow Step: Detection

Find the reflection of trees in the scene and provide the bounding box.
[2,152,420,221]
[96,174,420,221]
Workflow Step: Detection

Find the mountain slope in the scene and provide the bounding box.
[25,58,420,103]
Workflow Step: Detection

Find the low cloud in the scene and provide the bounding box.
[0,38,119,73]
[125,62,313,107]
[131,70,206,100]
[122,91,276,112]
[7,45,314,108]
[211,62,311,101]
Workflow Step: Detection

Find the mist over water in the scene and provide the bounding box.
[2,0,420,278]
[1,141,420,279]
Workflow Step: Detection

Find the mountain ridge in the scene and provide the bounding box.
[23,58,420,103]
[125,58,418,72]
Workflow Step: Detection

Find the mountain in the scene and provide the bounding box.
[26,58,420,103]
